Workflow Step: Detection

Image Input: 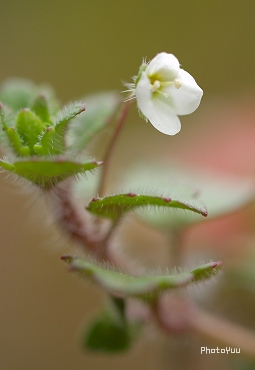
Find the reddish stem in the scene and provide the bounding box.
[97,100,131,198]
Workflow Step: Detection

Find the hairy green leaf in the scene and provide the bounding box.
[33,126,57,155]
[0,157,102,189]
[0,104,30,155]
[123,166,254,229]
[31,95,52,124]
[62,256,222,300]
[16,109,45,153]
[50,102,86,153]
[86,192,207,221]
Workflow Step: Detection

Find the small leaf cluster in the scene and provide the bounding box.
[0,80,119,188]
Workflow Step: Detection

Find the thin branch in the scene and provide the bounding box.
[51,181,129,266]
[50,181,102,253]
[97,100,131,197]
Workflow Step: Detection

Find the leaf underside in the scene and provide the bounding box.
[61,256,222,300]
[0,157,102,188]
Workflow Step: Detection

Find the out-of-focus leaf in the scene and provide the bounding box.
[67,91,120,152]
[0,79,38,111]
[0,78,59,113]
[84,314,131,352]
[31,95,52,124]
[0,157,102,189]
[86,192,207,221]
[62,255,222,299]
[122,166,254,229]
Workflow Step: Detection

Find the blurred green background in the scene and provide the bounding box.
[1,1,255,369]
[1,0,255,101]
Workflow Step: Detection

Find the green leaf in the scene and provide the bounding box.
[0,103,15,129]
[86,192,207,221]
[0,157,103,189]
[31,95,52,124]
[67,92,120,152]
[123,166,255,230]
[0,78,59,114]
[0,104,30,155]
[0,79,38,111]
[33,126,57,155]
[16,109,45,153]
[85,313,131,352]
[61,256,222,300]
[33,102,86,155]
[53,101,86,130]
[5,127,30,156]
[50,102,86,153]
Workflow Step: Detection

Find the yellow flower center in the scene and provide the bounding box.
[150,77,182,98]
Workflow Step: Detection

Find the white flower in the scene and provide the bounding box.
[128,52,203,135]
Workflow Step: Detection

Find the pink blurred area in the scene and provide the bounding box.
[176,97,255,178]
[171,96,255,261]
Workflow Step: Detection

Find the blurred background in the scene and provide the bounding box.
[1,1,255,369]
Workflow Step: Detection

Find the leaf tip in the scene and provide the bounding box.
[214,260,223,268]
[61,255,75,263]
[203,209,208,217]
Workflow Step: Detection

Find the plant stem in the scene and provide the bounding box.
[168,227,184,268]
[97,100,131,198]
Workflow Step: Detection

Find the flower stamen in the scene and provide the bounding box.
[151,80,161,92]
[174,79,182,89]
[156,90,169,98]
[150,81,169,97]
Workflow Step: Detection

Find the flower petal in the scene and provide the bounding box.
[146,52,180,81]
[136,72,181,135]
[164,69,203,115]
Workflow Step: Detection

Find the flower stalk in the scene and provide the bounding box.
[97,100,131,198]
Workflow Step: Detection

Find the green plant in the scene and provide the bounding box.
[1,53,255,358]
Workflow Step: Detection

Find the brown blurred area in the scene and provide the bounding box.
[1,1,255,369]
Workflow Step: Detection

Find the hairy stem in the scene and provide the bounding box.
[50,181,101,253]
[97,100,131,197]
[51,181,128,265]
